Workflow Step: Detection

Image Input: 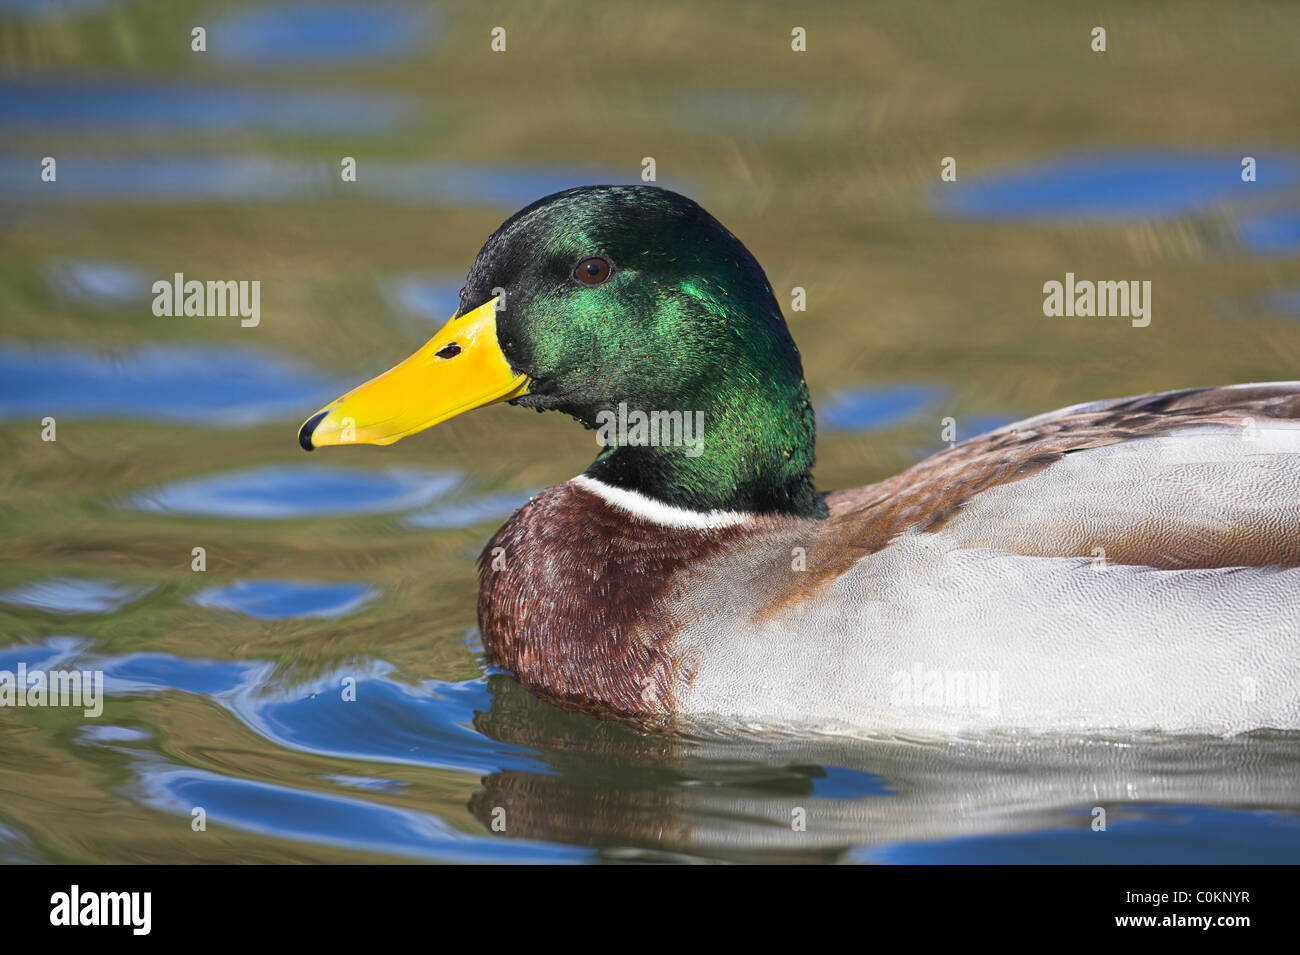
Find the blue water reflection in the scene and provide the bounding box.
[818,384,943,431]
[54,640,571,858]
[136,763,581,863]
[130,465,460,519]
[44,259,151,306]
[228,667,543,775]
[0,156,638,205]
[0,577,149,615]
[43,644,575,862]
[959,414,1019,438]
[350,162,644,207]
[377,273,465,322]
[0,0,124,15]
[193,580,376,619]
[860,805,1300,864]
[326,774,408,793]
[101,653,265,696]
[810,766,894,799]
[0,82,421,135]
[211,3,438,64]
[937,151,1300,221]
[0,345,343,426]
[1240,210,1300,255]
[0,637,89,673]
[79,725,152,744]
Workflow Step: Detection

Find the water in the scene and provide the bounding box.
[6,633,1299,863]
[0,345,342,425]
[0,81,423,135]
[376,273,465,323]
[0,578,150,615]
[44,259,152,306]
[935,151,1300,221]
[0,156,636,204]
[818,384,943,431]
[2,0,1299,865]
[1264,289,1300,318]
[0,0,124,15]
[209,3,439,65]
[128,465,462,518]
[191,580,376,619]
[1240,210,1300,255]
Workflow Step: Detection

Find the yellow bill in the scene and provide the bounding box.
[299,297,528,450]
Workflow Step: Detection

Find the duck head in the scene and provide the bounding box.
[299,185,826,518]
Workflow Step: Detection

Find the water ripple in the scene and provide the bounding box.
[129,465,460,519]
[192,580,376,619]
[0,344,343,426]
[0,577,150,615]
[210,3,439,64]
[936,150,1300,222]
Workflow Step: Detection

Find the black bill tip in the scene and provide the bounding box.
[299,410,329,451]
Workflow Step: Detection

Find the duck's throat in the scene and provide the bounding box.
[582,388,826,518]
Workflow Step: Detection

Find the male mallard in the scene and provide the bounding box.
[299,186,1300,735]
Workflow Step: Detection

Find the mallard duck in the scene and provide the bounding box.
[300,185,1300,736]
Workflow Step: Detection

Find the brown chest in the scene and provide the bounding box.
[476,483,750,716]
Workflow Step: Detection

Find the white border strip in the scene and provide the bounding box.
[571,475,751,530]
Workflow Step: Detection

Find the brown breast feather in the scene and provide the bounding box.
[477,482,761,717]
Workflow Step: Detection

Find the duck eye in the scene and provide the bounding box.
[573,256,612,286]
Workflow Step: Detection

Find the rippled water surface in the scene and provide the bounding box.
[2,1,1299,863]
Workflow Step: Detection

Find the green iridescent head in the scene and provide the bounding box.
[301,185,826,518]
